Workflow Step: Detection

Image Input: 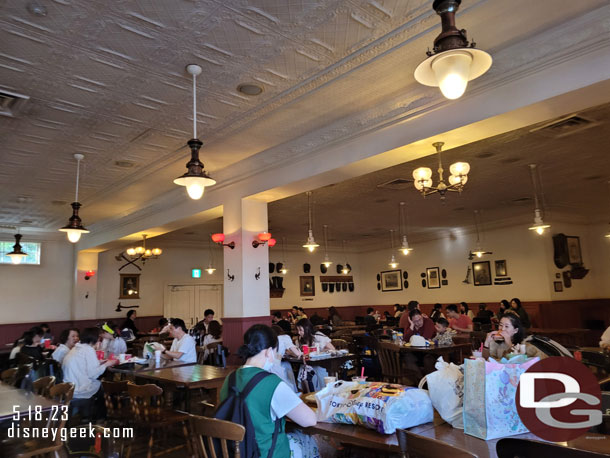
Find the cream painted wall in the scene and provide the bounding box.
[0,238,74,324]
[96,242,224,320]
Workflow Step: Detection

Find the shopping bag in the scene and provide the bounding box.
[463,356,539,440]
[419,357,464,429]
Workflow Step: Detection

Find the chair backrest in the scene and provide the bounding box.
[396,429,478,458]
[377,341,403,379]
[197,346,207,364]
[331,339,348,350]
[15,363,33,387]
[190,414,246,458]
[1,367,18,385]
[496,437,604,458]
[102,380,129,417]
[48,382,75,404]
[32,375,56,396]
[16,352,36,366]
[128,383,163,422]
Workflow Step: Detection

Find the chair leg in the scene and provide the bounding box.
[182,421,193,456]
[148,430,154,458]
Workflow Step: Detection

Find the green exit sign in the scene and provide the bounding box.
[192,269,202,278]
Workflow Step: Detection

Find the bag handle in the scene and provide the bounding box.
[418,375,428,390]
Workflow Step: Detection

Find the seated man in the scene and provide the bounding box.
[364,307,379,332]
[161,318,197,363]
[446,304,473,333]
[63,327,118,419]
[403,309,436,341]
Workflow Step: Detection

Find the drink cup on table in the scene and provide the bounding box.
[302,345,309,356]
[155,350,161,364]
[324,376,337,386]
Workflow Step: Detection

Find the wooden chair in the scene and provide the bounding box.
[376,341,413,385]
[496,437,605,458]
[331,339,348,350]
[1,367,18,385]
[13,363,34,387]
[125,383,192,458]
[197,346,207,364]
[16,352,36,366]
[102,380,130,422]
[47,382,75,404]
[32,375,55,396]
[190,415,246,458]
[396,429,478,458]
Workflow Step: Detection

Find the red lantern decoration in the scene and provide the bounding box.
[211,233,225,243]
[258,232,272,242]
[267,238,277,247]
[84,269,96,280]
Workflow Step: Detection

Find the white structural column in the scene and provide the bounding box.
[222,198,270,319]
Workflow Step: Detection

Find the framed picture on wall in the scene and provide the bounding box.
[119,274,140,299]
[566,236,582,265]
[299,276,315,296]
[381,270,402,292]
[472,261,492,286]
[554,281,563,292]
[426,267,440,289]
[495,260,507,277]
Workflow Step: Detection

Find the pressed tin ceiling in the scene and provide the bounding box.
[0,0,608,235]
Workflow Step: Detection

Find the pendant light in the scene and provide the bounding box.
[174,64,216,200]
[414,0,492,99]
[59,153,89,243]
[280,237,288,274]
[302,191,319,252]
[205,238,216,274]
[398,202,413,255]
[470,210,492,258]
[7,232,28,265]
[341,240,351,274]
[527,164,550,235]
[322,224,332,267]
[388,229,399,268]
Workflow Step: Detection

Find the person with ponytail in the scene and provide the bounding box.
[220,324,318,458]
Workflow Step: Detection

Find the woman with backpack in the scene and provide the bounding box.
[218,324,318,458]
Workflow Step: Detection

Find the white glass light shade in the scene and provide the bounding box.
[66,229,83,243]
[448,174,468,186]
[388,255,399,268]
[173,176,215,200]
[450,162,470,176]
[528,223,550,235]
[280,267,288,274]
[8,253,26,264]
[323,253,332,267]
[126,248,137,256]
[205,267,216,274]
[413,167,433,181]
[151,248,162,256]
[303,231,319,252]
[135,246,145,255]
[431,51,472,99]
[414,178,432,191]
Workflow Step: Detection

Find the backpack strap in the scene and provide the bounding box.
[240,370,272,398]
[267,418,281,458]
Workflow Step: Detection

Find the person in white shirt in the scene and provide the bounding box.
[270,325,301,392]
[97,322,127,356]
[52,328,79,364]
[600,326,610,349]
[161,318,197,363]
[201,320,223,363]
[62,327,118,419]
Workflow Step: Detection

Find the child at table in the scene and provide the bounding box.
[432,318,454,346]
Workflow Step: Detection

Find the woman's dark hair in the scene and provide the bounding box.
[446,304,459,314]
[159,318,168,326]
[433,303,442,310]
[460,302,469,314]
[273,311,282,319]
[499,299,510,310]
[40,323,50,332]
[22,331,36,346]
[30,326,44,337]
[271,325,285,336]
[298,307,305,313]
[393,304,402,311]
[499,313,525,344]
[479,303,487,311]
[366,307,374,314]
[292,306,298,311]
[296,318,315,347]
[407,300,419,312]
[170,318,188,333]
[208,320,222,339]
[59,328,79,345]
[409,309,422,319]
[238,324,278,360]
[13,331,28,348]
[127,310,136,319]
[80,327,101,345]
[510,298,522,309]
[436,317,449,328]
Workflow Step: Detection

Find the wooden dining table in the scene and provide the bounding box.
[0,383,60,422]
[398,342,472,364]
[108,358,195,376]
[134,364,237,411]
[283,353,355,377]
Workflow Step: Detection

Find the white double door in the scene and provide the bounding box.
[165,284,223,329]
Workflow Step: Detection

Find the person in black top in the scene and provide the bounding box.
[364,307,378,332]
[121,310,139,335]
[475,303,494,325]
[19,328,45,362]
[272,311,292,335]
[430,303,445,323]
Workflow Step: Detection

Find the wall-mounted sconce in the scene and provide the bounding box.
[211,233,235,249]
[115,303,140,312]
[227,269,235,282]
[255,267,261,280]
[84,270,96,280]
[252,232,277,248]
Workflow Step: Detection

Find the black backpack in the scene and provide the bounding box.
[214,370,281,458]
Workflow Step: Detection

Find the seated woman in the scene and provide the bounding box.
[63,327,118,419]
[52,328,79,364]
[328,307,343,326]
[270,325,301,392]
[202,320,223,363]
[295,319,335,392]
[483,314,546,360]
[98,322,127,356]
[18,327,45,362]
[220,324,317,457]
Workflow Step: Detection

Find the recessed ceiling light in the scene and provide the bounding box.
[114,160,136,168]
[27,2,47,16]
[237,83,263,96]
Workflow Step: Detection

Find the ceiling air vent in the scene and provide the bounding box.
[0,89,29,118]
[530,115,598,138]
[376,178,413,190]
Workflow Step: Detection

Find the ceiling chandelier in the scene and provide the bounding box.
[116,234,162,271]
[469,210,492,259]
[398,202,413,255]
[205,238,216,274]
[527,164,550,235]
[302,191,319,252]
[412,142,469,198]
[7,232,28,265]
[322,224,332,267]
[388,229,399,268]
[59,153,89,243]
[414,0,492,99]
[174,64,216,200]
